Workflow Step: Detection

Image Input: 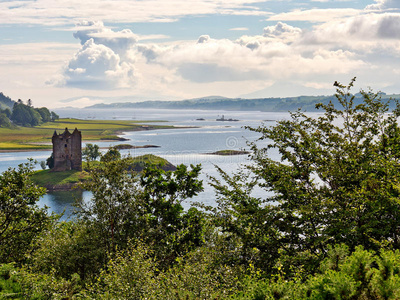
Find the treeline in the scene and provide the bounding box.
[2,79,400,299]
[88,92,400,112]
[0,96,59,128]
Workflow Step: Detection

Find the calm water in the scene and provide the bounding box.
[0,108,294,219]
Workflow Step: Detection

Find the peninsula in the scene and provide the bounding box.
[0,118,173,151]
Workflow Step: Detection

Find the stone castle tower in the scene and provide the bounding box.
[52,128,82,171]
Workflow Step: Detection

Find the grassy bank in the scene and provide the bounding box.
[31,154,176,191]
[0,118,173,151]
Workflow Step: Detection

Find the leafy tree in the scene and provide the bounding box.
[0,107,11,118]
[29,220,105,282]
[78,156,204,267]
[11,103,32,126]
[10,102,42,127]
[100,146,121,162]
[35,107,51,123]
[208,78,400,275]
[82,143,101,162]
[0,160,52,263]
[29,108,42,126]
[50,111,59,122]
[0,113,11,128]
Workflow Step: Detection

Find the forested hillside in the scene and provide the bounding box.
[0,94,59,128]
[88,92,400,112]
[0,92,14,110]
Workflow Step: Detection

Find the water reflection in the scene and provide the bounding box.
[39,190,92,221]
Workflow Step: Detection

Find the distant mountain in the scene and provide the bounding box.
[0,92,15,110]
[86,93,400,112]
[240,82,332,99]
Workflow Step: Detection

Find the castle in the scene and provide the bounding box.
[52,128,82,171]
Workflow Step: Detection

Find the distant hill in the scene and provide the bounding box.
[0,92,15,110]
[87,93,400,112]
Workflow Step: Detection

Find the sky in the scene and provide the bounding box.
[1,0,400,108]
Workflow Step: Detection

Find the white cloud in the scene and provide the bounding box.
[73,21,138,57]
[267,8,360,23]
[0,0,269,26]
[263,22,302,37]
[366,0,400,11]
[302,13,400,46]
[132,22,364,86]
[59,38,135,89]
[229,27,249,31]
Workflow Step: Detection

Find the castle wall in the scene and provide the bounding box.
[52,128,82,172]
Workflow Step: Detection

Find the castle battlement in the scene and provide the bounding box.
[52,127,82,171]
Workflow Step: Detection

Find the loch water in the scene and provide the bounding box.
[0,108,295,220]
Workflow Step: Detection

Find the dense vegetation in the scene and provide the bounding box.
[0,96,59,129]
[0,92,14,110]
[2,79,400,299]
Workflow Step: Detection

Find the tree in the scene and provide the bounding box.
[0,160,52,263]
[36,107,51,123]
[0,113,11,128]
[10,102,42,127]
[100,146,121,162]
[11,103,32,126]
[208,78,400,275]
[0,108,11,118]
[46,153,54,169]
[78,156,204,267]
[82,143,101,162]
[50,111,59,122]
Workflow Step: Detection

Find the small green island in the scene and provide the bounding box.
[207,149,250,155]
[31,154,176,191]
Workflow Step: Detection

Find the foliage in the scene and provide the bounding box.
[100,146,121,162]
[0,263,22,298]
[234,245,400,299]
[51,111,59,121]
[82,143,100,161]
[0,160,52,264]
[79,156,204,267]
[46,152,54,169]
[39,161,46,170]
[0,92,14,110]
[86,242,242,299]
[207,78,400,276]
[28,221,105,282]
[0,112,12,128]
[129,154,177,171]
[36,107,51,123]
[9,101,58,127]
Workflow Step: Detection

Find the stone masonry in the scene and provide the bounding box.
[52,128,82,171]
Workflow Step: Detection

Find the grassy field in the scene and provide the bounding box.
[31,169,88,187]
[0,118,173,151]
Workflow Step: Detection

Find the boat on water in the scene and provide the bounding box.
[216,115,239,122]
